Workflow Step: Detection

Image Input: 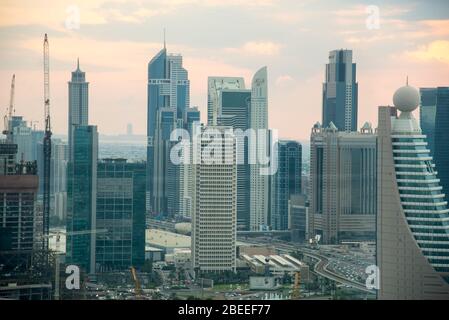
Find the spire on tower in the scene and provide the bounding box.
[77,57,80,70]
[163,28,166,49]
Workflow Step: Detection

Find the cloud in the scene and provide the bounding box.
[225,41,282,56]
[275,75,294,86]
[406,40,449,65]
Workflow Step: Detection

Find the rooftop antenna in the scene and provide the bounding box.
[163,28,166,49]
[77,57,80,70]
[406,75,409,86]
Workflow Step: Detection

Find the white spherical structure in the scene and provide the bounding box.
[393,85,420,112]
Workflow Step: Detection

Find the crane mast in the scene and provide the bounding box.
[2,74,15,141]
[43,33,52,252]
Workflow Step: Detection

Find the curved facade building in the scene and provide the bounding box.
[377,85,449,299]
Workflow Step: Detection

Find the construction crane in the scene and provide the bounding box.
[42,34,52,253]
[291,271,301,300]
[130,266,143,299]
[42,228,108,300]
[2,74,15,141]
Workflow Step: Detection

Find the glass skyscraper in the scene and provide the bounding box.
[432,87,449,205]
[147,45,190,216]
[66,125,98,274]
[217,89,251,230]
[270,140,302,231]
[96,159,146,271]
[322,49,358,132]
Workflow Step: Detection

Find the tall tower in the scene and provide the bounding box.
[68,58,89,162]
[249,67,270,231]
[322,49,358,132]
[66,125,98,274]
[192,126,237,273]
[377,84,449,299]
[271,140,302,230]
[309,122,377,244]
[147,45,189,216]
[207,77,245,125]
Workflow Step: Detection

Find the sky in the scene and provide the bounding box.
[0,0,448,140]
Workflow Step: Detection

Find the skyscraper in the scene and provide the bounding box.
[322,49,358,132]
[249,67,270,231]
[179,107,200,219]
[419,88,437,155]
[0,140,38,255]
[217,89,252,230]
[66,125,98,274]
[271,140,302,231]
[192,126,237,273]
[10,116,33,161]
[309,121,376,244]
[207,77,245,125]
[432,87,449,205]
[96,159,146,271]
[377,84,449,299]
[147,45,190,216]
[290,194,309,243]
[68,59,89,162]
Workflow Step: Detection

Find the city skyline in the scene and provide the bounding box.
[1,0,448,140]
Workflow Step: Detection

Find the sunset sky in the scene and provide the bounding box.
[0,0,448,140]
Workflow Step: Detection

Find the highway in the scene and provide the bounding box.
[240,237,375,295]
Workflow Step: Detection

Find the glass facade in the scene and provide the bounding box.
[66,125,98,274]
[271,140,302,230]
[218,89,251,230]
[322,50,358,132]
[392,133,449,274]
[96,159,146,271]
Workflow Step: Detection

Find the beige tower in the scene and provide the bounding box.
[377,84,449,299]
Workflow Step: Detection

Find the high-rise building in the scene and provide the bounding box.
[179,107,200,219]
[432,87,449,205]
[217,89,251,230]
[290,194,309,243]
[309,121,376,244]
[0,140,38,254]
[249,67,270,231]
[96,159,146,271]
[68,59,89,162]
[10,116,33,162]
[207,77,245,125]
[147,45,190,216]
[419,88,437,155]
[377,84,449,299]
[271,140,302,231]
[66,125,98,274]
[192,126,237,273]
[322,49,358,132]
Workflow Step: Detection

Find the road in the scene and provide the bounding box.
[240,237,375,295]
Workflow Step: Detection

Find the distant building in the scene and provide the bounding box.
[377,84,449,299]
[207,76,245,125]
[322,49,358,132]
[96,158,146,271]
[217,89,252,230]
[66,125,98,274]
[10,116,33,161]
[309,121,377,244]
[126,123,133,135]
[433,87,449,205]
[147,45,190,216]
[270,140,302,230]
[250,67,270,231]
[179,107,200,219]
[68,59,89,162]
[419,88,437,155]
[192,126,237,273]
[290,194,308,243]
